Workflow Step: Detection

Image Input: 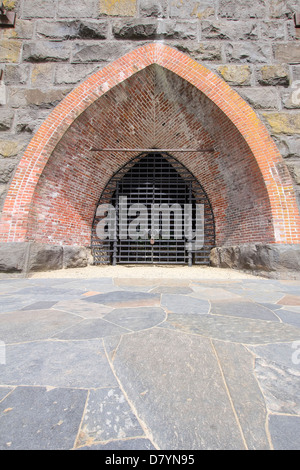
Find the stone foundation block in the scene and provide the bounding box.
[210,244,300,279]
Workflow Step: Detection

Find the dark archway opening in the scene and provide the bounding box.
[92,153,215,266]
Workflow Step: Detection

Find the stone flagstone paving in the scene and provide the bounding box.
[0,276,300,450]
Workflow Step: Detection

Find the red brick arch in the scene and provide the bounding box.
[1,43,299,245]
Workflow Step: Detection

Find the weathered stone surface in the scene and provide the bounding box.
[286,162,300,185]
[113,19,197,40]
[274,135,300,158]
[225,43,272,63]
[269,0,299,19]
[77,387,144,446]
[0,109,14,131]
[1,339,117,388]
[217,64,252,86]
[164,313,300,344]
[72,42,131,63]
[54,64,98,85]
[169,0,215,19]
[219,0,267,19]
[22,0,56,18]
[201,20,258,41]
[260,21,286,41]
[0,40,22,63]
[0,242,28,272]
[210,244,300,277]
[2,19,34,40]
[15,108,50,134]
[113,328,246,450]
[213,341,270,450]
[0,140,24,157]
[255,357,300,414]
[269,415,300,450]
[140,0,167,18]
[9,87,71,108]
[0,158,18,184]
[27,244,63,272]
[3,64,30,85]
[113,19,158,39]
[282,88,300,109]
[258,65,290,86]
[36,20,108,40]
[176,42,222,62]
[240,87,279,109]
[99,0,136,17]
[274,44,300,64]
[263,112,300,134]
[57,0,99,18]
[23,41,71,62]
[30,63,54,87]
[0,386,88,450]
[63,246,88,269]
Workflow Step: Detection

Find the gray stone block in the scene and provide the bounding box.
[239,87,280,110]
[0,242,28,273]
[225,43,272,63]
[71,42,132,63]
[0,158,18,184]
[210,244,300,278]
[27,244,63,272]
[175,42,222,62]
[0,109,14,131]
[63,246,88,269]
[36,20,108,40]
[219,0,267,19]
[201,20,259,41]
[274,44,300,64]
[139,0,167,18]
[23,41,71,63]
[22,0,56,19]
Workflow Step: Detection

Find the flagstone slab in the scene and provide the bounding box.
[6,286,87,302]
[210,300,279,322]
[161,294,209,314]
[0,309,83,343]
[162,314,300,344]
[277,294,300,306]
[21,301,58,310]
[190,285,243,301]
[113,328,245,450]
[254,358,300,415]
[77,387,144,447]
[0,386,87,450]
[53,318,130,340]
[268,415,300,450]
[78,438,156,450]
[212,341,270,450]
[103,307,166,331]
[0,387,13,402]
[52,300,114,319]
[248,342,300,371]
[0,339,117,389]
[150,286,193,294]
[275,309,300,328]
[82,291,160,308]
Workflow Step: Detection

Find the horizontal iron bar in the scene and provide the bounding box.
[90,148,214,153]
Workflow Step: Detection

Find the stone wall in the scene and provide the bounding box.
[0,0,300,215]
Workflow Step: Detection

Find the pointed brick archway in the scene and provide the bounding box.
[0,43,299,260]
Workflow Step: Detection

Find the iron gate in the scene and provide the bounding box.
[91,153,215,266]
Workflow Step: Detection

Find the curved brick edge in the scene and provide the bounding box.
[210,244,300,279]
[0,43,299,244]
